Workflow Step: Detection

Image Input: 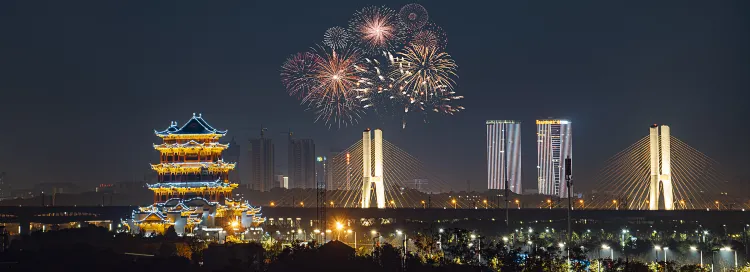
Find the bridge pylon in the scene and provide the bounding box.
[649,125,673,210]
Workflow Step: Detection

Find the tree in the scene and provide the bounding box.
[164,225,178,240]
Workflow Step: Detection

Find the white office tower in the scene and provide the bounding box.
[537,119,573,198]
[649,125,674,210]
[361,129,385,209]
[486,120,522,193]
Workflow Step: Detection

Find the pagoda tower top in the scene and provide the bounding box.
[155,112,227,139]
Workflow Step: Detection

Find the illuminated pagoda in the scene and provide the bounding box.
[126,113,265,236]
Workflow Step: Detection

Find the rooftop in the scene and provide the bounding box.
[155,113,227,137]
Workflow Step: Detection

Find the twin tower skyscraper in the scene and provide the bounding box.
[486,120,573,199]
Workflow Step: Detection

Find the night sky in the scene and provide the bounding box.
[1,0,748,193]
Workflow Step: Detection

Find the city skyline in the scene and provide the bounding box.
[0,0,746,193]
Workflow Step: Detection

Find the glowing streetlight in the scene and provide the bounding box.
[299,201,304,207]
[515,199,520,209]
[451,199,457,209]
[601,244,613,260]
[546,199,552,209]
[335,222,344,231]
[230,221,239,228]
[330,201,334,207]
[721,247,738,268]
[612,199,618,210]
[390,200,395,208]
[421,200,426,209]
[370,230,377,235]
[579,199,584,209]
[270,201,275,207]
[396,230,402,235]
[502,237,509,242]
[690,246,703,267]
[483,199,488,209]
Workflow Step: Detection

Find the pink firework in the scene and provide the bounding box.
[349,6,406,54]
[280,52,322,98]
[304,46,366,127]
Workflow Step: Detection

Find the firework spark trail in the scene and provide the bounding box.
[399,3,429,31]
[304,47,366,127]
[281,3,464,129]
[349,6,407,55]
[391,45,460,118]
[281,52,322,99]
[323,26,351,50]
[409,22,448,51]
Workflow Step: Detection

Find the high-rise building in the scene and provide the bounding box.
[249,129,275,191]
[536,119,572,198]
[329,150,352,191]
[315,156,327,190]
[486,120,522,193]
[225,137,241,184]
[288,136,315,189]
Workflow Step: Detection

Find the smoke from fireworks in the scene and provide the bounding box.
[323,26,350,50]
[281,3,464,129]
[349,6,406,54]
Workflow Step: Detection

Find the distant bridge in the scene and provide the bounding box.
[1,206,748,234]
[0,206,135,234]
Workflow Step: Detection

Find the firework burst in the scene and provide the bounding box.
[349,6,406,55]
[409,22,448,51]
[392,45,458,98]
[354,52,402,116]
[399,3,429,31]
[281,4,463,129]
[323,26,350,50]
[280,52,322,98]
[304,46,365,127]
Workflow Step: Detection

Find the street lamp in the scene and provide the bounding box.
[579,199,584,209]
[270,201,275,207]
[390,200,395,208]
[470,234,481,263]
[690,246,703,267]
[347,229,357,248]
[438,228,444,251]
[546,199,552,209]
[515,199,520,209]
[612,200,618,210]
[299,201,304,207]
[336,221,344,240]
[421,200,426,209]
[721,247,738,268]
[602,244,613,259]
[483,199,488,209]
[527,240,534,252]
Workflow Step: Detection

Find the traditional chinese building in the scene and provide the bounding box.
[126,113,265,236]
